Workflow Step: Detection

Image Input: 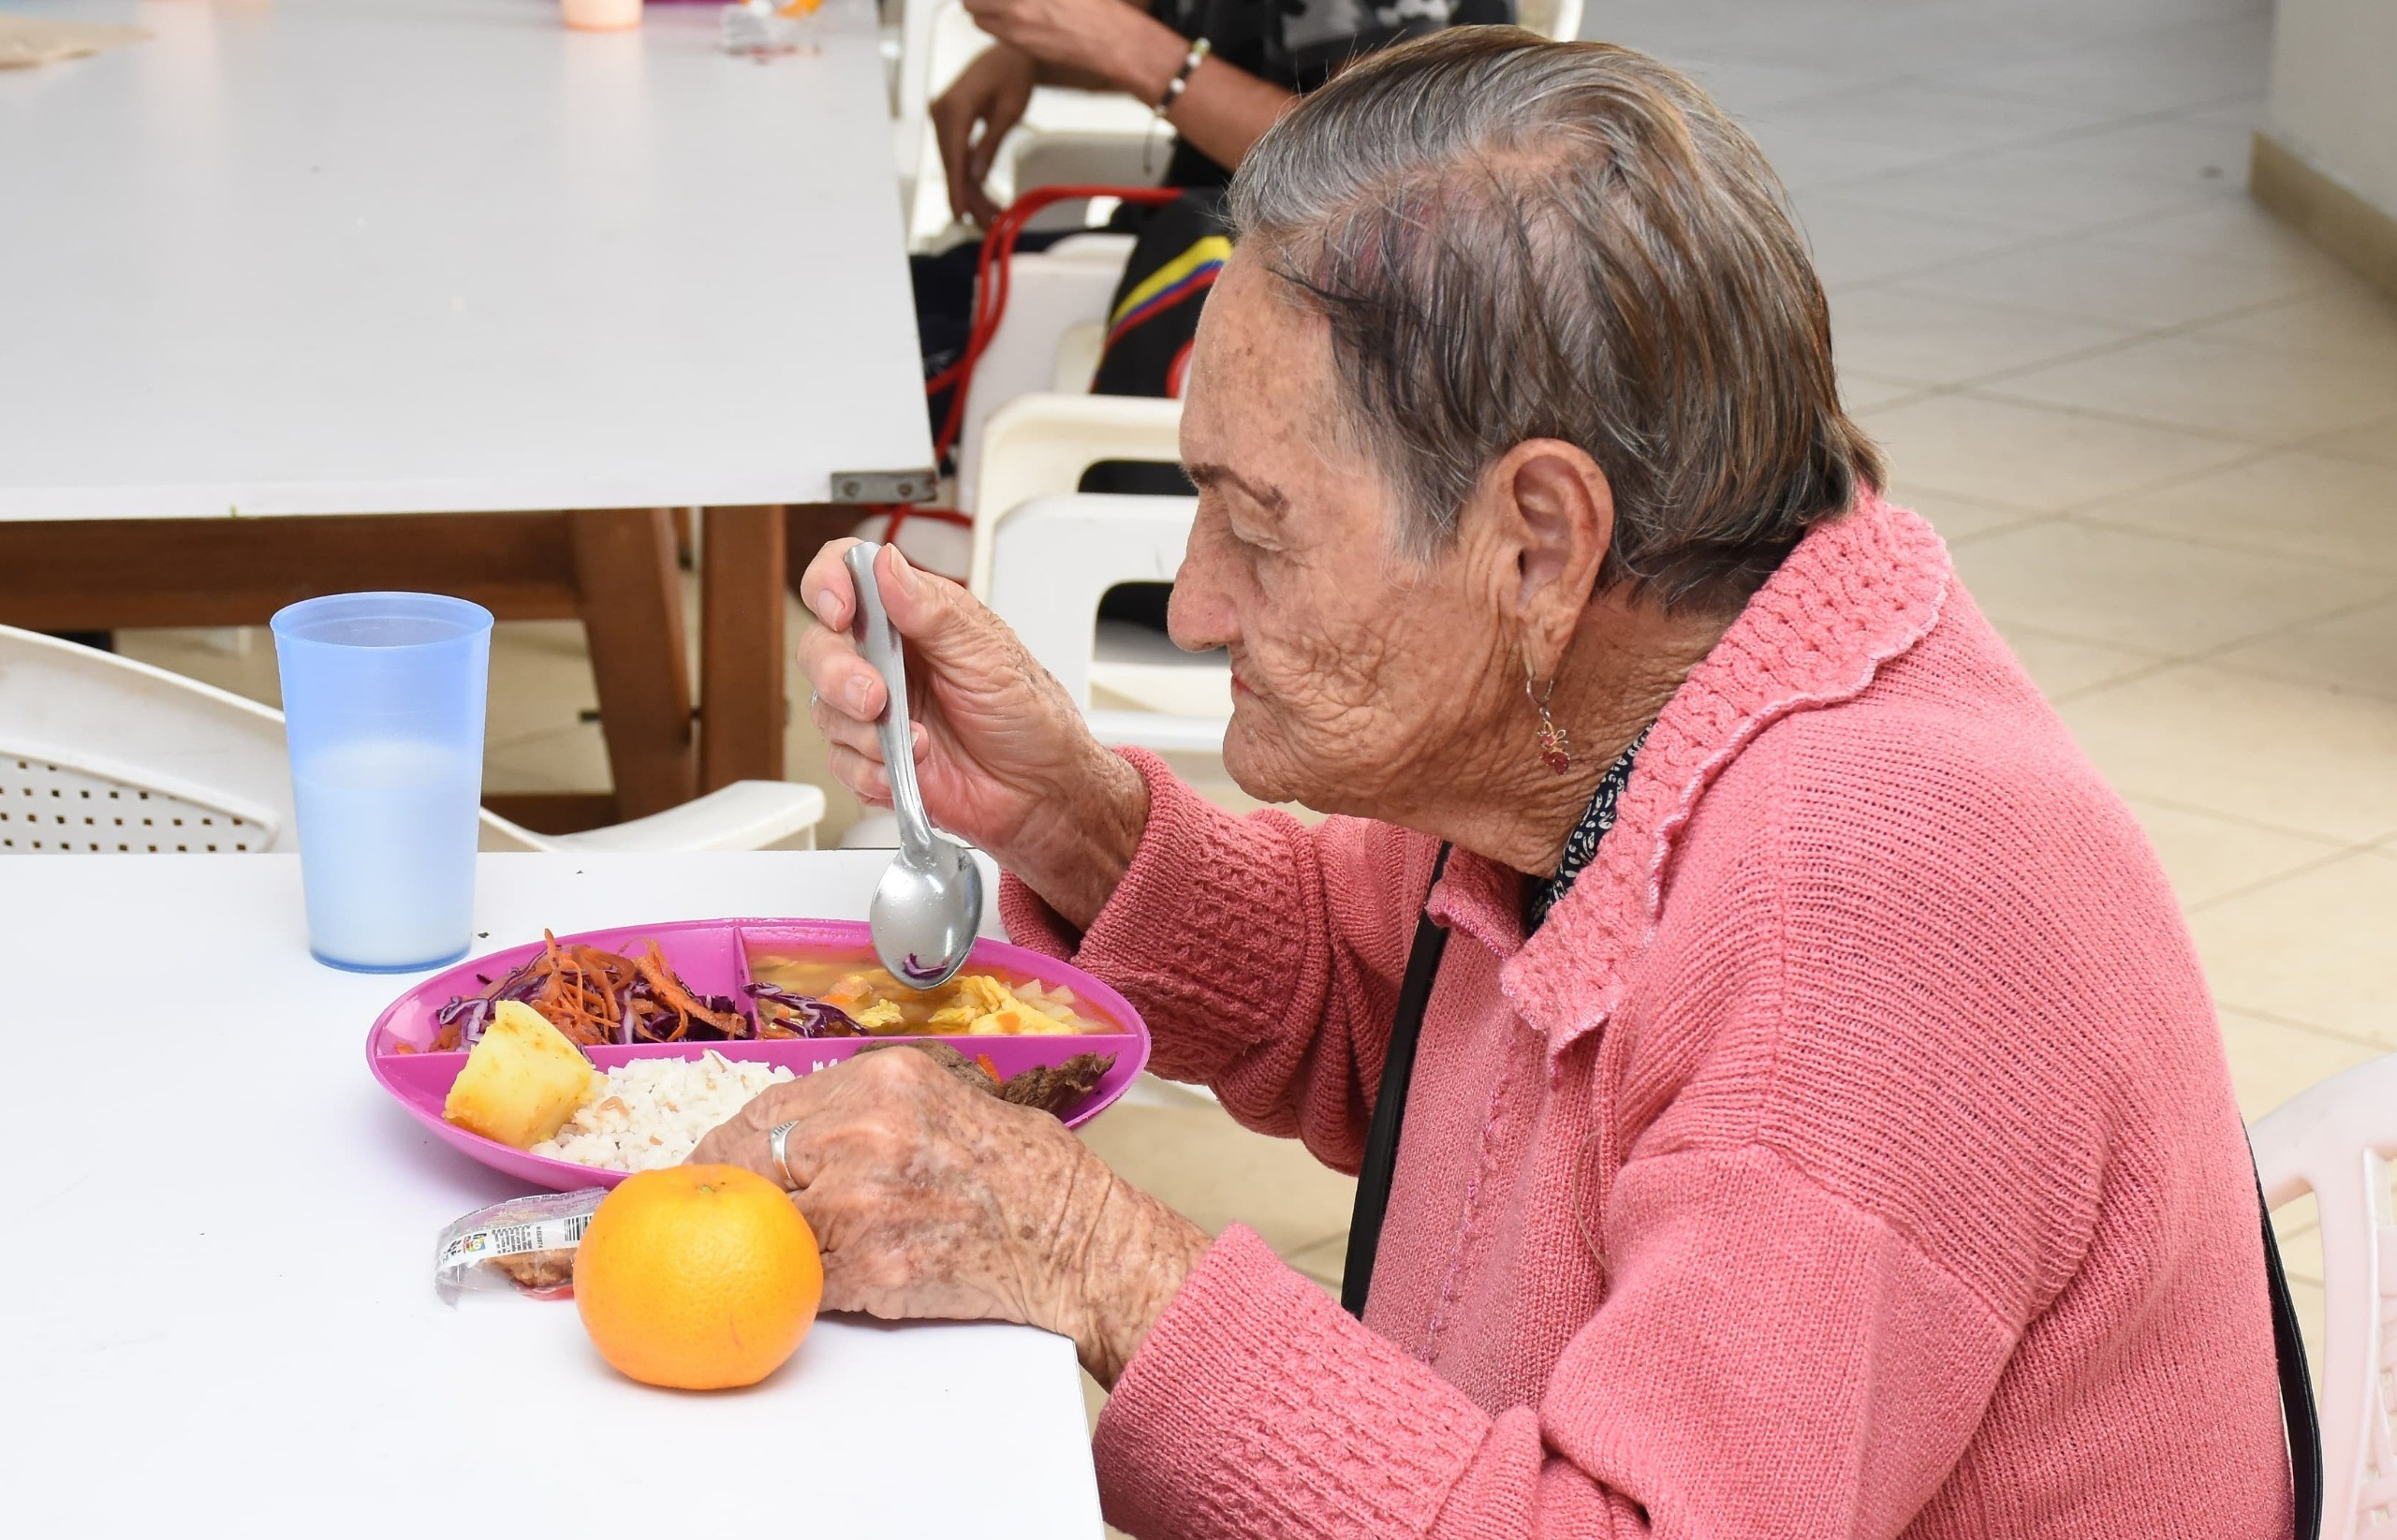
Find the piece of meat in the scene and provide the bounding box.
[995,1052,1115,1115]
[856,1041,1115,1117]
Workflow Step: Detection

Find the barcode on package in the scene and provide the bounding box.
[436,1210,591,1273]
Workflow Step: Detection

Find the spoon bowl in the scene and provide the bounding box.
[868,832,983,988]
[844,542,982,989]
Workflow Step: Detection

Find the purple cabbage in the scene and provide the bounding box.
[743,983,865,1038]
[434,953,551,1048]
[434,948,759,1049]
[433,995,494,1049]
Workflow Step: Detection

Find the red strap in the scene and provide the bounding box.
[933,184,1184,464]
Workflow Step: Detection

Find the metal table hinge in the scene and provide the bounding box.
[830,468,940,505]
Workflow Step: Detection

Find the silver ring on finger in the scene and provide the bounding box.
[768,1119,801,1190]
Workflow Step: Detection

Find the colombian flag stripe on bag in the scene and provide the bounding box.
[1106,235,1232,346]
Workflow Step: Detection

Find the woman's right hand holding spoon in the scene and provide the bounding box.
[796,540,1150,931]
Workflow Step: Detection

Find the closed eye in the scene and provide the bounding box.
[1187,462,1289,551]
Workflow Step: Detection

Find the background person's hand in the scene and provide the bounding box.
[797,539,1148,929]
[931,44,1036,227]
[689,1047,1209,1385]
[960,0,1165,89]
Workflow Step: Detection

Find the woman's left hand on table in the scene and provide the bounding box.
[690,1048,1211,1386]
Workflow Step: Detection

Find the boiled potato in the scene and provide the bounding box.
[442,1001,601,1149]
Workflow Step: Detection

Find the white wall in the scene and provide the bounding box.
[2264,0,2397,216]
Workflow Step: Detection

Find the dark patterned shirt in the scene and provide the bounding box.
[1147,0,1518,185]
[1526,726,1649,934]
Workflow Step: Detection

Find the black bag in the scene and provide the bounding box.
[1077,189,1231,626]
[1087,187,1229,404]
[1343,846,2323,1535]
[1075,189,1230,506]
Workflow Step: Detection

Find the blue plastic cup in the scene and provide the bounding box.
[271,593,493,973]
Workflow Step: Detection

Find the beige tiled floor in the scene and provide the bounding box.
[115,0,2393,1445]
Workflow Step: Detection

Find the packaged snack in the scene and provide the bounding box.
[434,1189,607,1304]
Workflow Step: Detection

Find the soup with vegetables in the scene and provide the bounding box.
[746,952,1112,1036]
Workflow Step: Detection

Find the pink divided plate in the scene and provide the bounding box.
[367,918,1149,1191]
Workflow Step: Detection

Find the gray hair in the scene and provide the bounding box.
[1228,28,1882,613]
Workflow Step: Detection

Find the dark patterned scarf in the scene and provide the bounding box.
[1526,725,1650,934]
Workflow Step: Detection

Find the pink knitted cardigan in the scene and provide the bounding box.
[1002,496,2289,1539]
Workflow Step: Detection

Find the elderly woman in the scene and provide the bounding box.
[695,31,2290,1538]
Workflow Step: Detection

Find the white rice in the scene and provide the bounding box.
[531,1049,795,1174]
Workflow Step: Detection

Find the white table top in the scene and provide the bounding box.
[0,0,934,521]
[0,852,1100,1538]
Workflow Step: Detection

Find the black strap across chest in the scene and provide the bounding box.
[1340,843,2324,1537]
[1340,843,1451,1318]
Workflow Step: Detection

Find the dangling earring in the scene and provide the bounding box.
[1525,668,1571,775]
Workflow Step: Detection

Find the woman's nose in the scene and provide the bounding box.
[1167,528,1240,654]
[1165,577,1234,654]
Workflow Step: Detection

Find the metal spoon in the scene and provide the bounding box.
[844,541,982,989]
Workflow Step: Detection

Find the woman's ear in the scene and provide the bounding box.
[1493,440,1614,669]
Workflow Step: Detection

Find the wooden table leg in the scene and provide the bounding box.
[568,508,696,819]
[699,505,788,792]
[785,504,864,595]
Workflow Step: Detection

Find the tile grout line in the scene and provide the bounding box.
[2181,840,2390,918]
[1857,314,2386,452]
[1757,63,2270,198]
[2031,579,2397,711]
[2110,785,2395,850]
[1807,186,2247,301]
[2217,1002,2397,1056]
[1868,355,2390,550]
[2091,570,2397,662]
[2064,507,2397,579]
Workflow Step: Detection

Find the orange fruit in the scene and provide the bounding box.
[574,1165,823,1390]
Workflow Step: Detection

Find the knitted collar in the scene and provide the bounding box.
[1427,493,1953,1067]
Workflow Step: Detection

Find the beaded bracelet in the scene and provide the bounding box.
[1154,37,1212,119]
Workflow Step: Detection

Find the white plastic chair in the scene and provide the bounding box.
[852,231,1166,584]
[953,232,1142,515]
[893,0,974,246]
[988,125,1169,237]
[1520,0,1585,42]
[968,394,1184,594]
[955,286,1191,726]
[985,493,1225,752]
[0,627,824,855]
[2251,1051,2397,1539]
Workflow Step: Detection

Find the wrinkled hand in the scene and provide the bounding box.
[797,539,1146,930]
[690,1048,1209,1384]
[930,45,1036,227]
